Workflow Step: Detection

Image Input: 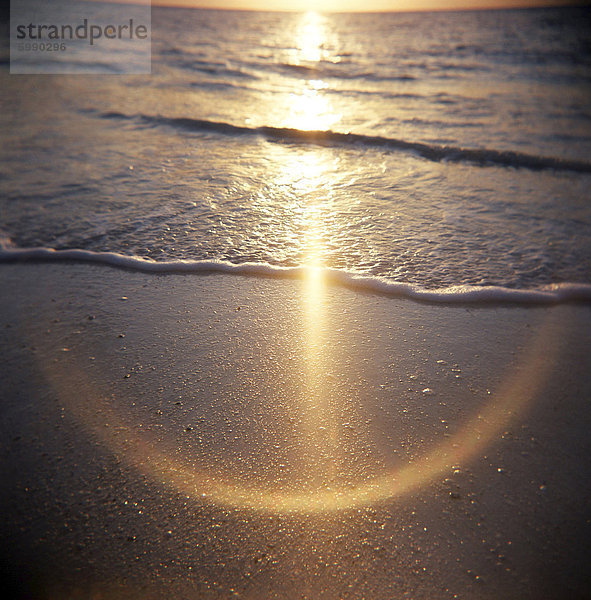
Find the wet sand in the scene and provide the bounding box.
[1,263,590,599]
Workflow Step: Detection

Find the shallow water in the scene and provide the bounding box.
[1,5,591,291]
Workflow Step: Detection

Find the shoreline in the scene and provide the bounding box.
[1,262,590,599]
[2,246,591,305]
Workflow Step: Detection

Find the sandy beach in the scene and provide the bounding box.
[0,262,590,599]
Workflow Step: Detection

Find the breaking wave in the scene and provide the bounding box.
[98,111,591,174]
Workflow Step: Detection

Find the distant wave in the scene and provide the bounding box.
[2,245,591,305]
[99,111,591,174]
[275,62,417,82]
[177,60,260,81]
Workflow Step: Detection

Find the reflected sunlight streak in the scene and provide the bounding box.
[292,139,340,491]
[301,263,338,489]
[295,11,324,64]
[283,12,342,131]
[286,87,341,131]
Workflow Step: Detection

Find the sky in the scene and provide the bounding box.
[145,0,586,12]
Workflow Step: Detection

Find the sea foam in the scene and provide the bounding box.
[2,245,590,305]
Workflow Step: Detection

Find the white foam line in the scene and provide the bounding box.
[1,245,591,305]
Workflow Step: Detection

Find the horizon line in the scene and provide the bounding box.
[81,0,590,14]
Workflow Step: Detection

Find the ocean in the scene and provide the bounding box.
[1,3,591,300]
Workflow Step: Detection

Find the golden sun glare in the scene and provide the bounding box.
[282,12,342,131]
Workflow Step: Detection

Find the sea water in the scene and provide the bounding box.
[1,4,590,299]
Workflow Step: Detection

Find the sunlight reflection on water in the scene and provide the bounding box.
[282,12,343,131]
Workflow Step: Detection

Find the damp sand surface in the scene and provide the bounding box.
[1,263,590,599]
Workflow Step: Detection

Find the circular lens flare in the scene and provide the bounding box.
[35,282,562,515]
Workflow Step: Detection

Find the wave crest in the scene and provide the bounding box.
[98,111,591,174]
